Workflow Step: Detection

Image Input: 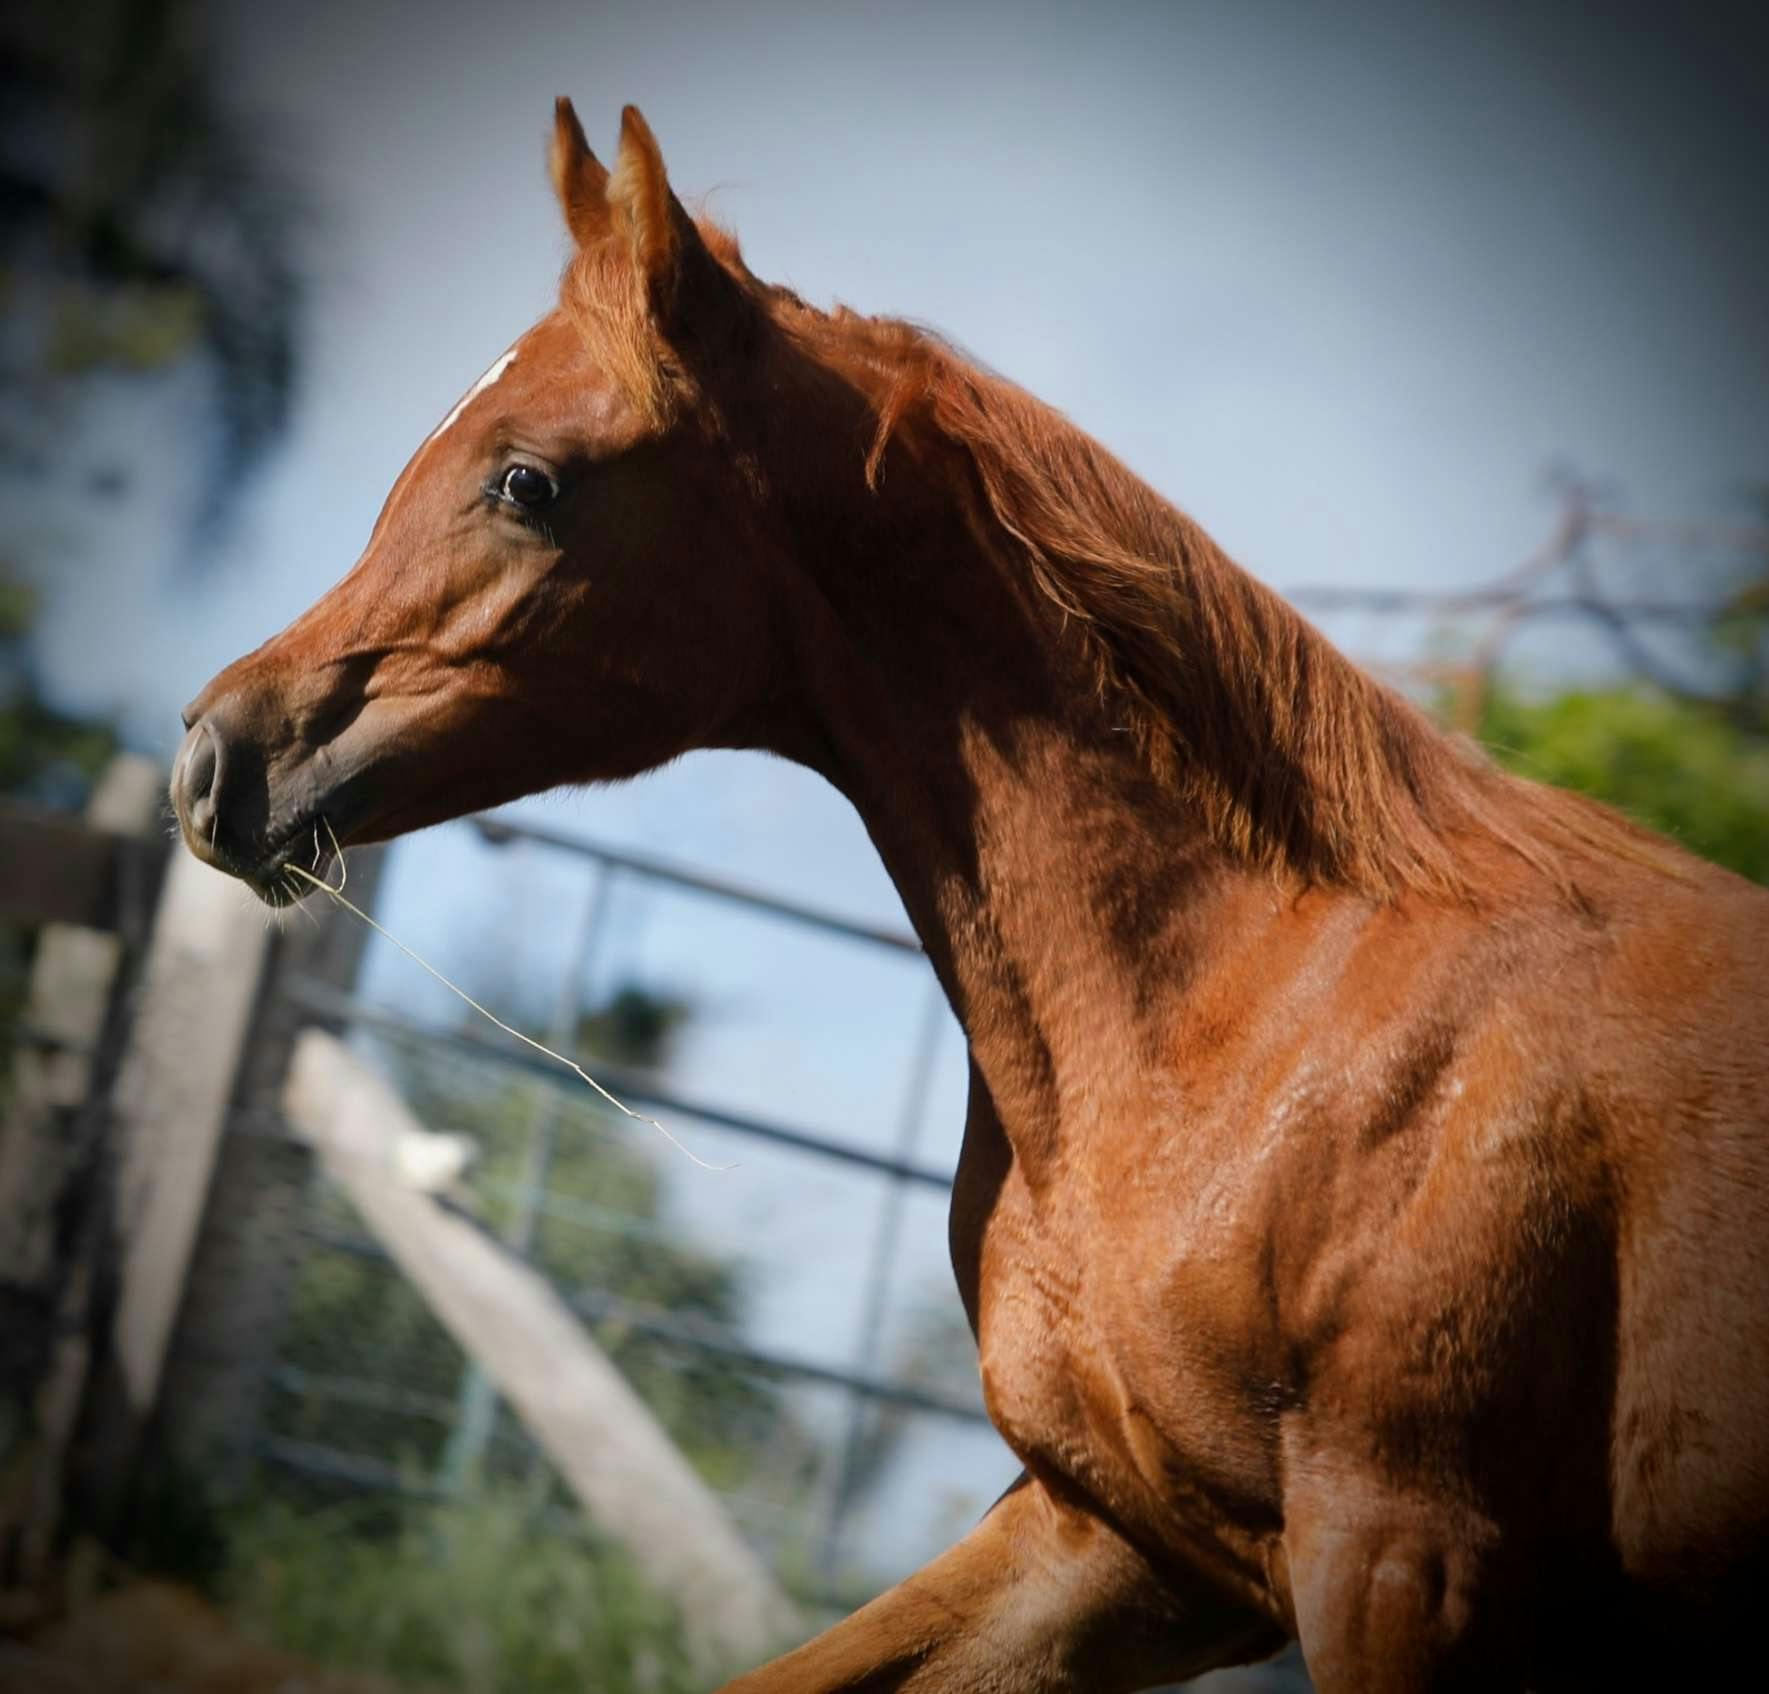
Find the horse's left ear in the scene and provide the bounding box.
[609,105,739,341]
[550,97,610,248]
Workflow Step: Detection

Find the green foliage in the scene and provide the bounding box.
[219,1485,708,1694]
[1480,684,1769,882]
[46,278,207,376]
[0,668,119,806]
[2,0,305,525]
[0,581,118,805]
[576,986,693,1069]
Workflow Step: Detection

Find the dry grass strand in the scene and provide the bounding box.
[287,827,731,1173]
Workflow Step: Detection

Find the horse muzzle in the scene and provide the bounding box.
[171,717,224,855]
[172,707,268,889]
[172,694,342,901]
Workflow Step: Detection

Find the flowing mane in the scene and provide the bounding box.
[564,217,1659,904]
[817,309,1671,903]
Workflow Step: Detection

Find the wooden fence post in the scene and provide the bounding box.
[0,756,164,1593]
[75,845,273,1527]
[150,848,386,1494]
[284,1030,802,1676]
[0,758,165,1293]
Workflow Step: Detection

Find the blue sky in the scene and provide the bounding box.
[19,0,1767,1582]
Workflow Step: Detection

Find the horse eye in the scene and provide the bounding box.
[496,464,557,509]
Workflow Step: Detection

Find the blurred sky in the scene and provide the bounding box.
[17,0,1769,1579]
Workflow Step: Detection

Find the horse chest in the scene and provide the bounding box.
[972,1162,1284,1562]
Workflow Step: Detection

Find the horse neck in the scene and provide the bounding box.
[746,312,1532,912]
[760,386,1271,1159]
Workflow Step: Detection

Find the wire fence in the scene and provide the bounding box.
[241,813,995,1618]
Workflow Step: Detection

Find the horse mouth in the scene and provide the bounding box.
[172,696,486,901]
[184,809,351,905]
[171,745,366,903]
[196,776,445,904]
[252,819,350,905]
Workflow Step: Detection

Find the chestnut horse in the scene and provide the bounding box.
[172,101,1769,1691]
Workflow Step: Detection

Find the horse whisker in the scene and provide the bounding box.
[322,815,348,895]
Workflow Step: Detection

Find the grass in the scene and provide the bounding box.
[216,1482,715,1694]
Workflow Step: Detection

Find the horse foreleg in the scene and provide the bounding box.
[718,1474,1283,1693]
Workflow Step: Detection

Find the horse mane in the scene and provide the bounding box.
[817,305,1677,903]
[563,223,1667,904]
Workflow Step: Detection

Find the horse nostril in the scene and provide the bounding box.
[174,720,224,850]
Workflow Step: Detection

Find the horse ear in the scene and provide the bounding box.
[549,96,610,248]
[608,109,675,295]
[609,105,715,324]
[602,105,751,354]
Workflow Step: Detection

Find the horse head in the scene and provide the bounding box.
[173,102,788,899]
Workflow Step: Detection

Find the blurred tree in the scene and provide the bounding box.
[575,984,693,1070]
[0,0,303,535]
[1711,515,1769,733]
[1475,543,1769,884]
[0,582,115,807]
[220,1484,708,1694]
[0,0,303,1081]
[1481,685,1769,883]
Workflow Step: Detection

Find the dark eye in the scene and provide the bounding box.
[496,463,557,509]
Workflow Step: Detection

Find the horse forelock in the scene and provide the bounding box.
[557,238,678,425]
[555,208,760,427]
